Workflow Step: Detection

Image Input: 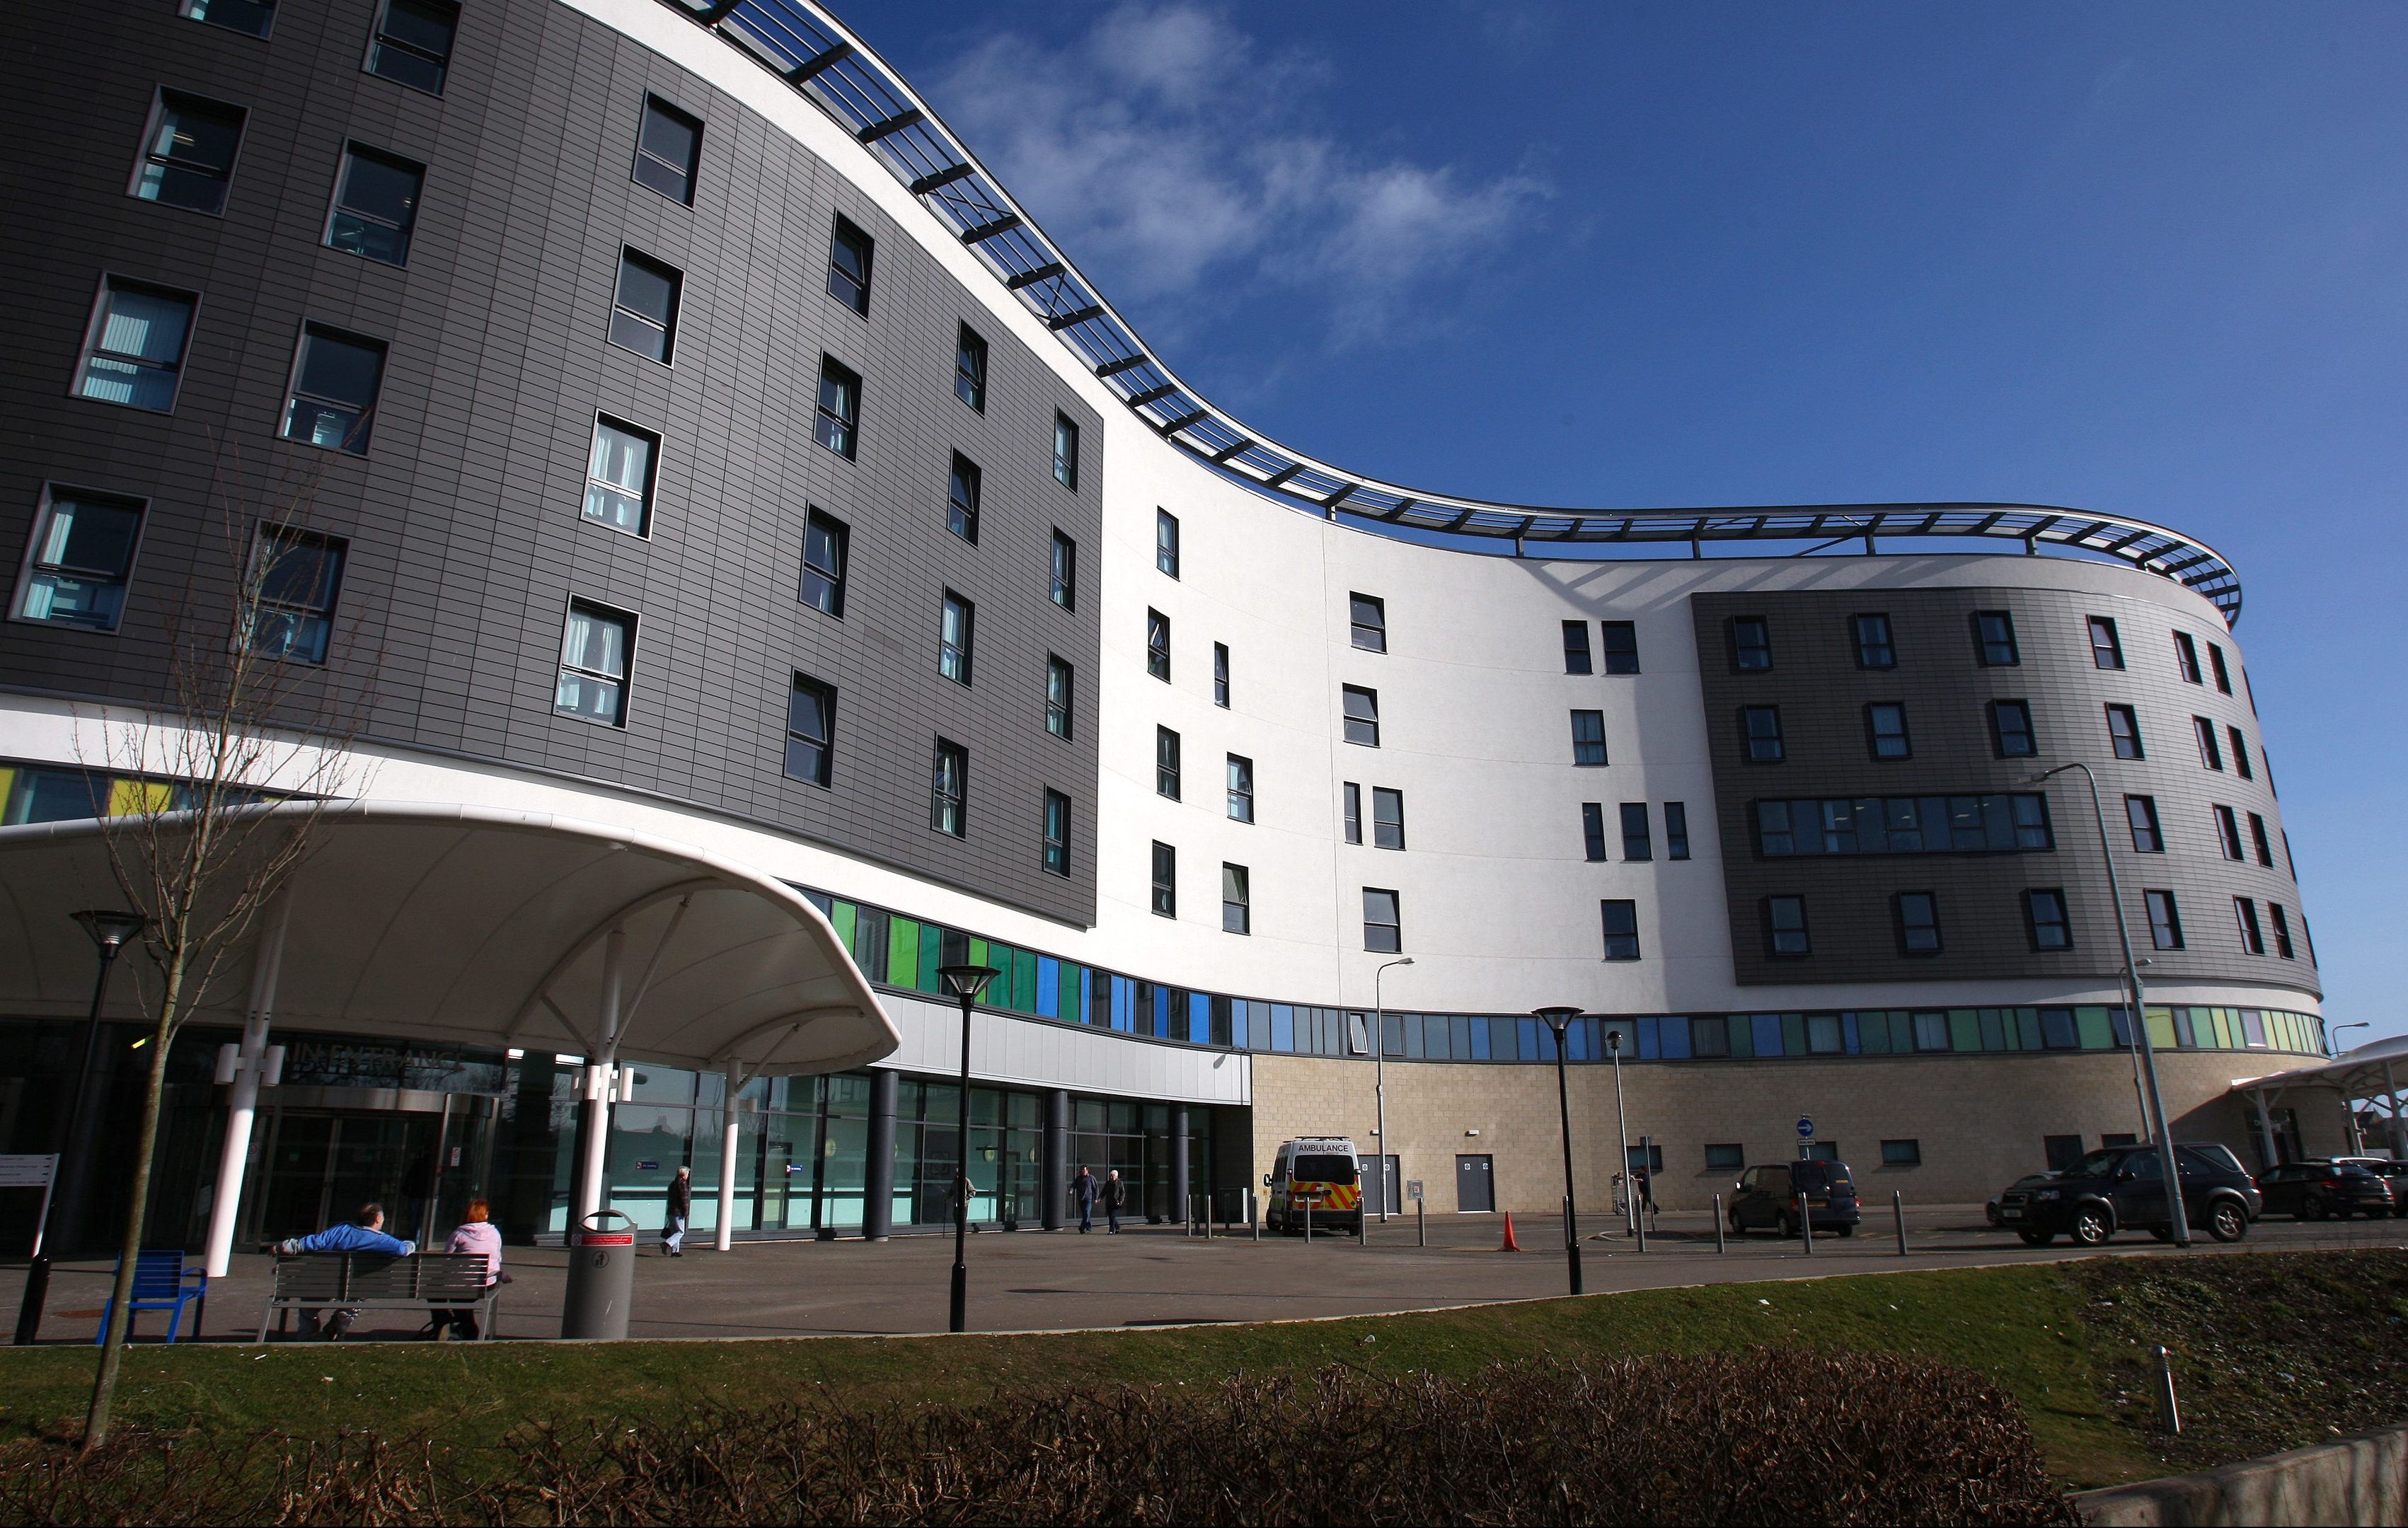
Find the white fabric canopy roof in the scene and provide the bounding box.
[2228,1034,2408,1106]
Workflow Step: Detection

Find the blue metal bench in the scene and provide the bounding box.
[93,1249,207,1344]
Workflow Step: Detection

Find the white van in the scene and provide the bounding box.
[1264,1137,1363,1233]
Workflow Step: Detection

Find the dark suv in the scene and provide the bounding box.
[2259,1160,2397,1220]
[1995,1142,2257,1246]
[1726,1159,1861,1237]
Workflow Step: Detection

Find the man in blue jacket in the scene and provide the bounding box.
[278,1203,415,1339]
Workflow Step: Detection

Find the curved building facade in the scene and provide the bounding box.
[0,0,2329,1250]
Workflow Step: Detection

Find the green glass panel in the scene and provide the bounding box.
[918,931,943,993]
[1780,1013,1807,1057]
[1858,1012,1889,1055]
[1949,1009,1981,1052]
[1886,1012,1910,1053]
[888,918,918,988]
[1061,964,1084,1024]
[1013,947,1037,1012]
[1729,1015,1754,1058]
[2075,1007,2113,1050]
[831,900,856,949]
[968,936,989,973]
[2016,1009,2044,1051]
[1978,1010,2007,1052]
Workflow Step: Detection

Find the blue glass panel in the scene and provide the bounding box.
[1470,1017,1492,1060]
[1637,1016,1661,1060]
[1036,956,1059,1019]
[1189,991,1211,1044]
[1112,976,1134,1032]
[1842,1012,1860,1053]
[1752,1014,1784,1057]
[1272,1004,1294,1051]
[1659,1017,1690,1060]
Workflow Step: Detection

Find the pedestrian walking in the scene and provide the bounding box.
[1105,1169,1127,1234]
[664,1166,692,1256]
[1073,1164,1097,1234]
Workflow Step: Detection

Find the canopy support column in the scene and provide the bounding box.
[716,1057,742,1252]
[204,892,289,1278]
[2252,1084,2281,1169]
[574,926,626,1224]
[2386,1063,2404,1159]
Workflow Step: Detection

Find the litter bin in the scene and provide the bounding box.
[560,1209,637,1340]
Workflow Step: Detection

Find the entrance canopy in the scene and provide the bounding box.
[0,801,897,1076]
[2226,1035,2408,1159]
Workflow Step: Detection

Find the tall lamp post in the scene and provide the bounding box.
[938,963,999,1334]
[14,910,146,1346]
[1371,957,1413,1221]
[2030,761,2187,1247]
[1605,1024,1632,1233]
[2329,1021,2368,1059]
[1533,1007,1584,1296]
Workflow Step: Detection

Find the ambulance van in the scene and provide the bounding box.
[1265,1137,1364,1234]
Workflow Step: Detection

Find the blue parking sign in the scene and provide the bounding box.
[1796,1116,1814,1139]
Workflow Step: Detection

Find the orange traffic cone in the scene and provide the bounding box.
[1499,1210,1521,1252]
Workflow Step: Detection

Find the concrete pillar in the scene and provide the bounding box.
[715,1057,742,1252]
[204,895,289,1277]
[863,1068,897,1241]
[1042,1089,1068,1231]
[573,927,626,1225]
[1171,1106,1191,1226]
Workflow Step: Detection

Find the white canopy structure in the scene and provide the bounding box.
[2227,1035,2408,1162]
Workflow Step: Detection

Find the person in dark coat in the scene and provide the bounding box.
[1105,1169,1127,1234]
[664,1166,692,1256]
[1073,1165,1096,1233]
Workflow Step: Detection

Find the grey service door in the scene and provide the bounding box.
[1455,1154,1495,1212]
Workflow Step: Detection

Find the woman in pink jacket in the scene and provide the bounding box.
[430,1199,504,1340]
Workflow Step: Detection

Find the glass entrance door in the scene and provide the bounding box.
[249,1109,462,1243]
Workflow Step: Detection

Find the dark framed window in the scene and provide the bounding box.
[1155,726,1181,800]
[582,416,657,536]
[280,323,385,454]
[2024,888,2073,951]
[1342,782,1362,845]
[1894,891,1941,955]
[2247,811,2273,867]
[1704,1142,1744,1171]
[1973,610,2020,666]
[800,508,847,617]
[1601,620,1640,674]
[1362,888,1400,953]
[1620,802,1651,862]
[938,591,974,685]
[2268,901,2294,959]
[1350,593,1386,652]
[1740,705,1783,763]
[246,526,345,664]
[1571,709,1607,766]
[555,599,634,727]
[1989,699,2036,758]
[2233,896,2264,956]
[1049,531,1076,610]
[1043,790,1071,877]
[132,89,245,214]
[76,278,195,412]
[182,0,275,37]
[783,674,835,787]
[2173,630,2202,684]
[1755,792,2051,856]
[2145,889,2182,950]
[1582,803,1607,862]
[1664,801,1690,860]
[1865,702,1911,760]
[1912,1013,1952,1052]
[2087,615,2124,669]
[2124,794,2162,852]
[826,215,872,315]
[11,487,144,632]
[2193,716,2223,770]
[814,357,859,458]
[1146,608,1170,681]
[324,142,422,266]
[1151,841,1176,917]
[633,95,701,204]
[1729,615,1772,671]
[1156,509,1180,577]
[1764,895,1809,956]
[1213,642,1230,707]
[1342,685,1380,747]
[1053,413,1078,490]
[2213,804,2243,860]
[1562,620,1591,674]
[1371,787,1404,850]
[365,0,459,94]
[1227,754,1254,823]
[1221,864,1250,934]
[1046,656,1073,740]
[947,453,981,543]
[955,325,986,411]
[2229,726,2252,780]
[2105,704,2143,760]
[1852,613,1896,669]
[931,741,967,837]
[1600,899,1640,961]
[1880,1140,1923,1167]
[608,248,681,363]
[2208,643,2233,695]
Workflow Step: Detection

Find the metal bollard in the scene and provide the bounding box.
[1894,1191,1908,1256]
[1304,1199,1313,1243]
[2150,1344,2182,1434]
[1356,1200,1369,1246]
[1417,1198,1427,1248]
[1797,1193,1813,1256]
[1250,1188,1260,1242]
[1714,1194,1725,1254]
[1635,1199,1647,1252]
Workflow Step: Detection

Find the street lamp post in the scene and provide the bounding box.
[938,963,999,1334]
[2031,761,2188,1247]
[1533,1007,1583,1296]
[1606,1025,1632,1234]
[14,910,146,1346]
[1371,957,1413,1222]
[2329,1022,2368,1059]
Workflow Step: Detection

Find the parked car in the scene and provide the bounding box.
[1989,1172,2057,1227]
[1726,1159,1860,1237]
[2257,1160,2397,1220]
[1993,1142,2258,1247]
[2331,1157,2408,1217]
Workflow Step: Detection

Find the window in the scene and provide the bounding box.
[2173,630,2202,684]
[1880,1140,1923,1167]
[2208,644,2233,695]
[76,279,194,412]
[1570,710,1607,766]
[1371,787,1405,850]
[1362,888,1401,953]
[1620,803,1651,862]
[1562,621,1591,674]
[2269,902,2294,959]
[2247,811,2273,867]
[1155,727,1180,800]
[2145,889,2183,950]
[1988,699,2036,758]
[1600,620,1640,675]
[2213,804,2242,860]
[366,0,459,93]
[1221,864,1250,934]
[1764,896,1809,956]
[582,417,656,536]
[2105,704,2143,760]
[2233,896,2264,956]
[826,216,872,315]
[632,96,701,204]
[1342,782,1362,845]
[800,509,847,617]
[1852,613,1896,669]
[1729,615,1772,671]
[931,741,967,837]
[1740,705,1783,763]
[946,454,981,543]
[1350,594,1386,652]
[1664,802,1690,861]
[1053,414,1078,490]
[938,591,974,685]
[1146,608,1170,681]
[246,526,344,664]
[783,675,834,787]
[1894,891,1942,954]
[1043,790,1071,876]
[813,357,859,458]
[1600,900,1640,961]
[1046,657,1073,740]
[1156,509,1180,577]
[954,325,986,411]
[1756,793,2052,857]
[1151,842,1176,917]
[609,248,680,363]
[2087,615,2124,669]
[324,143,422,265]
[1582,803,1608,862]
[2125,795,2162,852]
[1973,610,2020,666]
[2229,726,2252,780]
[1227,755,1254,823]
[1690,1020,1732,1059]
[2024,889,2073,951]
[280,324,385,453]
[1865,702,1911,760]
[1913,1012,1952,1052]
[1705,1143,1745,1172]
[1049,532,1076,610]
[1213,643,1230,707]
[182,0,275,38]
[11,488,143,631]
[2193,716,2223,770]
[132,90,245,214]
[555,601,633,726]
[1342,685,1380,747]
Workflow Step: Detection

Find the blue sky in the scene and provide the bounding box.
[847,1,2408,1046]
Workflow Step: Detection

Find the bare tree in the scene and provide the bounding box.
[74,452,376,1448]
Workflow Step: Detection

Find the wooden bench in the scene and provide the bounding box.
[255,1251,500,1342]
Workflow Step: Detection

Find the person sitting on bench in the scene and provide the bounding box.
[277,1202,416,1340]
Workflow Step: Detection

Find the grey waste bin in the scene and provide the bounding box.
[560,1209,637,1339]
